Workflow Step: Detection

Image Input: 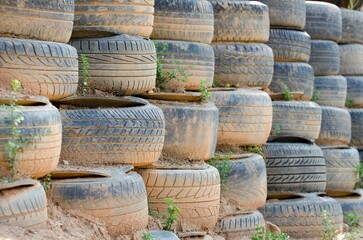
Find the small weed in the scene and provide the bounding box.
[161,198,181,232]
[225,83,231,88]
[241,145,263,156]
[251,226,290,240]
[142,232,154,240]
[312,89,320,102]
[320,210,360,240]
[212,78,220,88]
[356,162,363,188]
[346,98,354,108]
[322,210,336,240]
[279,83,293,101]
[209,153,231,191]
[39,174,52,192]
[347,213,361,228]
[79,53,90,95]
[200,80,211,101]
[271,125,281,136]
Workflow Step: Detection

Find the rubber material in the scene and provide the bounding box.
[339,44,363,76]
[349,109,363,148]
[314,75,347,108]
[309,40,340,76]
[346,76,363,108]
[335,190,363,231]
[340,9,363,44]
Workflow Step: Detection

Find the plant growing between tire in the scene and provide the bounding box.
[162,198,181,232]
[355,162,363,188]
[312,89,321,102]
[200,80,211,101]
[79,53,90,95]
[321,210,360,240]
[209,153,231,191]
[279,83,293,101]
[251,226,290,240]
[39,173,52,192]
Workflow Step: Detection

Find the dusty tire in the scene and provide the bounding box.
[211,1,269,43]
[70,35,156,95]
[151,0,213,44]
[138,166,220,231]
[213,43,273,88]
[340,9,363,44]
[346,76,363,108]
[322,147,360,196]
[339,44,363,76]
[305,1,342,41]
[271,101,322,141]
[258,0,306,30]
[152,101,218,160]
[73,0,154,38]
[316,107,351,146]
[267,29,311,62]
[335,190,363,232]
[269,62,314,101]
[0,38,78,100]
[313,75,347,108]
[259,194,343,239]
[209,89,272,146]
[48,169,148,236]
[59,96,165,166]
[349,109,363,148]
[309,40,340,76]
[0,0,74,43]
[154,40,214,90]
[0,97,61,179]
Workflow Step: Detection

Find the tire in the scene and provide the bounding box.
[151,0,213,44]
[213,43,274,88]
[349,109,363,148]
[70,35,156,95]
[152,100,218,160]
[0,0,74,43]
[305,1,342,41]
[0,97,61,179]
[346,76,363,108]
[309,40,340,76]
[269,62,314,101]
[211,1,269,43]
[59,96,165,166]
[258,0,306,30]
[48,169,148,236]
[154,40,214,91]
[267,29,311,62]
[209,89,272,146]
[339,44,363,76]
[316,107,351,146]
[335,190,363,231]
[0,38,78,100]
[73,0,154,38]
[138,166,220,231]
[313,75,347,108]
[262,142,326,195]
[340,9,363,44]
[271,101,322,141]
[322,147,360,195]
[259,194,344,239]
[359,149,363,161]
[0,180,47,228]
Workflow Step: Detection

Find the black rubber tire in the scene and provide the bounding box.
[154,40,215,91]
[151,0,214,44]
[152,100,218,160]
[269,62,314,101]
[335,190,363,231]
[340,44,363,76]
[70,35,156,95]
[59,96,165,166]
[73,0,154,38]
[267,29,311,62]
[349,109,363,148]
[340,9,363,44]
[258,0,306,30]
[0,0,74,43]
[313,75,347,108]
[359,149,363,161]
[316,107,351,147]
[48,169,148,236]
[305,1,342,41]
[0,180,47,228]
[271,101,322,141]
[259,194,344,239]
[346,76,363,108]
[0,38,78,100]
[309,40,340,76]
[209,89,272,146]
[211,1,269,43]
[213,43,274,88]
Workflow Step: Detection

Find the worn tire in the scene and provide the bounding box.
[60,96,165,166]
[70,35,156,95]
[211,1,269,43]
[340,44,363,76]
[305,1,342,41]
[49,169,148,236]
[316,107,351,146]
[269,62,314,101]
[138,166,220,231]
[213,43,274,88]
[346,76,363,108]
[73,0,154,38]
[314,75,347,108]
[151,0,213,44]
[0,0,74,43]
[0,97,61,179]
[259,194,343,239]
[152,101,218,160]
[154,40,214,90]
[349,109,363,148]
[340,9,363,44]
[267,29,311,62]
[0,38,78,100]
[209,89,272,146]
[258,0,306,30]
[309,40,340,76]
[335,190,363,231]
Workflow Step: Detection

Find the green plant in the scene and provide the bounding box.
[347,213,361,228]
[241,145,263,156]
[200,80,211,101]
[209,153,231,191]
[322,210,336,240]
[271,125,281,136]
[321,210,360,240]
[39,173,52,192]
[348,0,361,9]
[346,98,354,108]
[225,83,231,88]
[251,226,290,240]
[279,83,293,101]
[161,198,181,232]
[79,53,90,95]
[142,232,154,240]
[212,78,220,88]
[312,89,321,102]
[356,162,363,188]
